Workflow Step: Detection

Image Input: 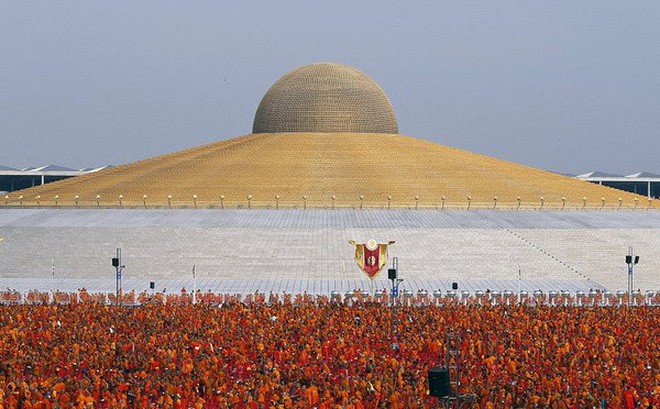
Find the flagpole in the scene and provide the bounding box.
[518,263,521,305]
[51,258,55,304]
[192,265,196,305]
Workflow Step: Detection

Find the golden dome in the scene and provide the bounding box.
[253,62,398,134]
[8,63,657,210]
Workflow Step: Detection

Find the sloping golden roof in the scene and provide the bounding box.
[253,63,398,134]
[7,132,657,209]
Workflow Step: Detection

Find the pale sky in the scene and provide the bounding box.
[1,1,659,175]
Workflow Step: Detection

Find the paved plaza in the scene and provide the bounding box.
[1,209,658,294]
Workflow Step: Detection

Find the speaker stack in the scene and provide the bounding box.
[428,366,451,398]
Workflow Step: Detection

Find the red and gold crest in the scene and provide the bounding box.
[348,239,395,279]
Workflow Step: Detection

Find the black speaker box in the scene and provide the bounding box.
[388,268,397,280]
[428,366,451,397]
[112,258,119,267]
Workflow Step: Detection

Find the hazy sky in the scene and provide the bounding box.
[1,1,659,175]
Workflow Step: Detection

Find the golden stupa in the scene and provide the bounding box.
[7,62,657,210]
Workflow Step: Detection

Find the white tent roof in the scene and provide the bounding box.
[576,171,623,178]
[626,172,660,178]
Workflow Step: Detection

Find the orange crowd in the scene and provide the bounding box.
[0,303,658,409]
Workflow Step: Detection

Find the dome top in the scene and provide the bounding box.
[253,62,398,134]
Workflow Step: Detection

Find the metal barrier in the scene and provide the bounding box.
[1,289,657,307]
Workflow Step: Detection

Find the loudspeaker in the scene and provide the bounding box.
[428,366,451,397]
[149,282,155,289]
[112,258,119,267]
[626,255,632,264]
[388,268,397,280]
[634,256,640,265]
[452,282,458,290]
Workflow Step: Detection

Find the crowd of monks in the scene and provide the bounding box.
[0,300,657,408]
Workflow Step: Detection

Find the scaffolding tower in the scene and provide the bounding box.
[441,332,477,408]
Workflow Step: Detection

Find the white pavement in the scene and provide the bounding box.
[0,209,658,293]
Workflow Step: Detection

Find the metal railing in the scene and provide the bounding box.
[1,289,658,307]
[2,197,658,211]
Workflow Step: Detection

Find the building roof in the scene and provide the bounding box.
[79,166,112,172]
[575,171,660,181]
[626,172,660,178]
[0,165,108,177]
[30,164,77,172]
[576,171,623,178]
[253,63,398,134]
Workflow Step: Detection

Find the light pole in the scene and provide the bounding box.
[112,248,125,306]
[625,247,639,307]
[192,265,197,305]
[51,258,55,304]
[388,257,402,303]
[517,265,521,305]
